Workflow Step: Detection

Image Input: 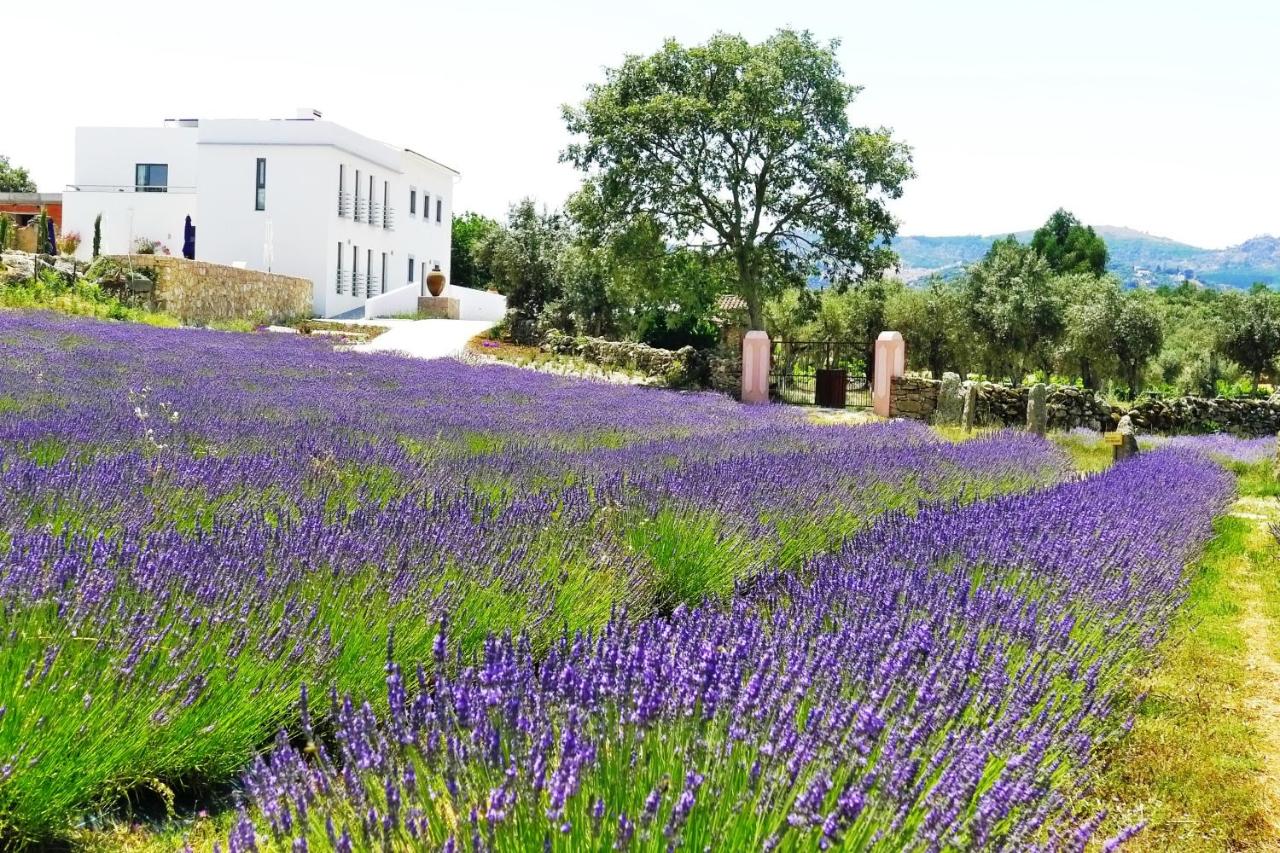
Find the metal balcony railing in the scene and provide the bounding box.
[365,274,380,298]
[382,206,395,230]
[354,197,368,223]
[65,184,197,194]
[337,191,352,218]
[368,201,382,226]
[352,272,367,294]
[335,269,352,294]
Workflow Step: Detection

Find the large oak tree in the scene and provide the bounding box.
[562,29,914,330]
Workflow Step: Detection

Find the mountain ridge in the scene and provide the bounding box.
[893,227,1280,288]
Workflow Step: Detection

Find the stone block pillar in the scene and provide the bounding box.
[962,383,978,432]
[937,372,963,425]
[741,331,771,404]
[872,331,905,418]
[1027,383,1048,436]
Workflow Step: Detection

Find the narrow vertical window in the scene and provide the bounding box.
[381,252,388,294]
[409,189,416,215]
[408,255,415,284]
[254,158,266,210]
[366,248,373,296]
[336,241,343,293]
[368,175,374,221]
[352,245,359,294]
[423,193,430,221]
[436,198,442,223]
[354,170,362,222]
[383,181,389,227]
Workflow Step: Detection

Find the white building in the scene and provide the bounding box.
[62,110,458,318]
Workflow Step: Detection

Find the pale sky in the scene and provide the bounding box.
[7,0,1278,248]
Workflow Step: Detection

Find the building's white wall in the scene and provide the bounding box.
[196,143,332,311]
[399,151,455,293]
[73,127,198,190]
[64,120,458,318]
[63,191,196,261]
[445,284,506,322]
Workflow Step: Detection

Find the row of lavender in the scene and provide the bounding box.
[234,451,1234,851]
[0,313,1069,843]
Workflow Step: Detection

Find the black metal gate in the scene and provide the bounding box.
[770,340,872,408]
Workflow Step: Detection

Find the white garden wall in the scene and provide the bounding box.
[363,284,420,319]
[445,284,506,322]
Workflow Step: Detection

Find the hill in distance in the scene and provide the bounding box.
[893,226,1280,288]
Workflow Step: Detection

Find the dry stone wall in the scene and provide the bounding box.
[105,255,312,324]
[889,377,1113,431]
[1126,396,1280,436]
[889,374,1280,436]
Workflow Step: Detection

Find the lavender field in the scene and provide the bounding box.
[0,312,1236,850]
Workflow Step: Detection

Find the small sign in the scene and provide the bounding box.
[1103,432,1124,446]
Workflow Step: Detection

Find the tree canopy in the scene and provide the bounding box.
[450,212,500,290]
[561,29,914,330]
[0,155,36,193]
[1030,209,1108,276]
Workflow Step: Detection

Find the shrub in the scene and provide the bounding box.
[134,237,159,255]
[57,230,81,255]
[92,214,102,258]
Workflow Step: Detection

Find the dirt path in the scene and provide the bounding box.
[1229,496,1280,838]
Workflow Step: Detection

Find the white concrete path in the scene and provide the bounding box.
[332,318,497,361]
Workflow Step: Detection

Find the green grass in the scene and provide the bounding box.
[1089,463,1280,851]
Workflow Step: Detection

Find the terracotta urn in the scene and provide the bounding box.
[426,265,446,297]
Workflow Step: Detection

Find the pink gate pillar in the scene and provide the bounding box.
[741,331,771,404]
[872,331,905,417]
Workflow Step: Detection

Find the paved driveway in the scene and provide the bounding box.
[336,319,497,361]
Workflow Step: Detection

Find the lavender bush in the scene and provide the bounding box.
[235,452,1233,851]
[0,313,1072,844]
[1140,433,1277,465]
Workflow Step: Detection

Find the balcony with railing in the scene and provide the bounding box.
[382,205,396,230]
[352,271,367,295]
[337,190,352,218]
[368,201,382,228]
[354,197,369,224]
[335,269,352,294]
[365,274,380,298]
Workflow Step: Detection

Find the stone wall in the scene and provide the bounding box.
[888,374,1280,436]
[1127,396,1280,436]
[887,376,940,419]
[543,329,711,388]
[889,376,1114,431]
[105,255,312,324]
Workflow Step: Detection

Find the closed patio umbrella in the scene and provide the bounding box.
[182,215,195,259]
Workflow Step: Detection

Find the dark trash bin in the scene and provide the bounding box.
[815,368,847,408]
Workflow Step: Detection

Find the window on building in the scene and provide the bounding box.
[336,242,344,293]
[423,193,430,221]
[352,245,359,293]
[135,163,169,193]
[354,170,362,221]
[408,255,416,284]
[338,164,345,215]
[254,158,266,210]
[366,249,373,297]
[381,253,388,294]
[368,175,374,218]
[436,198,443,223]
[383,181,389,227]
[409,189,417,216]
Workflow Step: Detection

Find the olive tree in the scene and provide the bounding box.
[562,29,914,330]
